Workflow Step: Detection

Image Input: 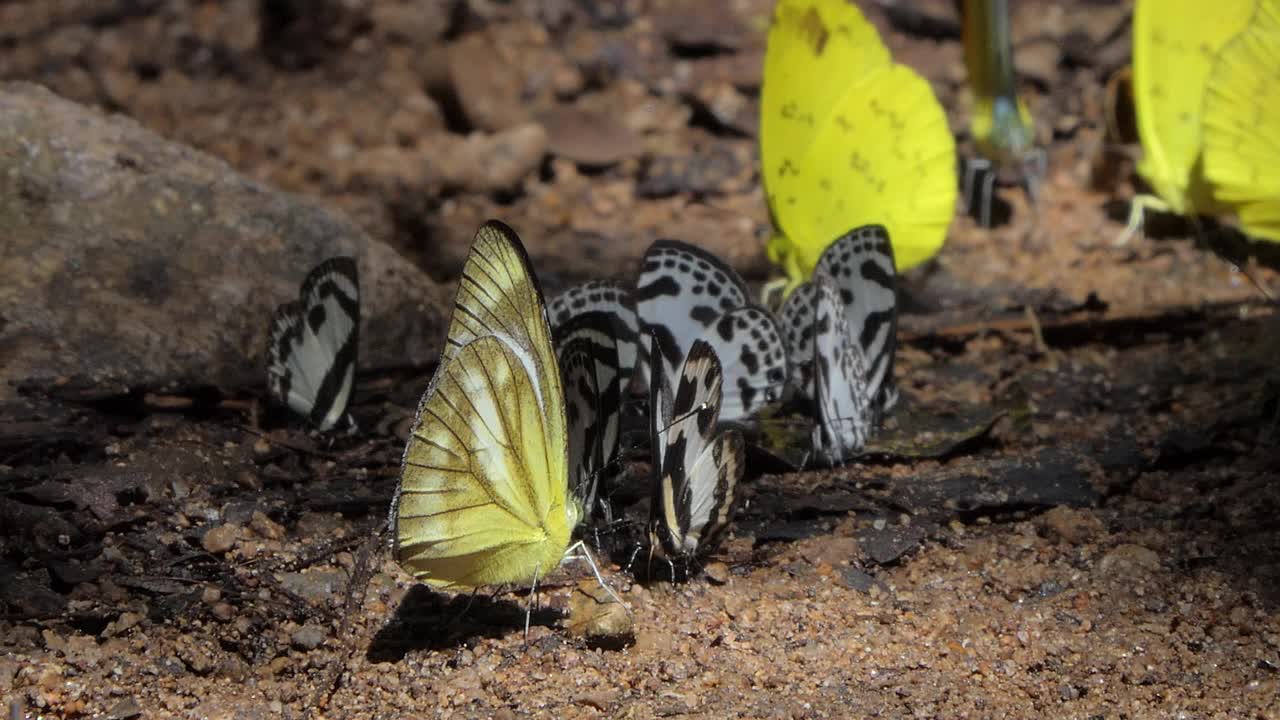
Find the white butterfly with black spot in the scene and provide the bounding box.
[646,334,744,578]
[555,311,624,524]
[635,240,788,423]
[548,279,646,395]
[267,257,360,431]
[780,225,898,464]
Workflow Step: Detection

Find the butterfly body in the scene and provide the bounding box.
[394,221,579,589]
[267,256,359,431]
[960,0,1044,228]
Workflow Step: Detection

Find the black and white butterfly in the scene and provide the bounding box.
[555,312,624,524]
[646,335,744,579]
[267,257,360,431]
[548,279,646,394]
[780,225,898,464]
[634,240,787,424]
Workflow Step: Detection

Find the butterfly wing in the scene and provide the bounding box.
[266,257,359,431]
[810,277,872,466]
[1202,0,1280,242]
[698,306,788,422]
[548,280,648,390]
[787,63,956,276]
[762,0,954,280]
[1132,0,1255,215]
[635,240,750,390]
[762,0,891,264]
[555,312,624,521]
[814,225,898,413]
[649,339,743,561]
[394,221,574,588]
[779,281,820,403]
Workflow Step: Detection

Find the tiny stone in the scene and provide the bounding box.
[201,523,241,554]
[291,624,327,651]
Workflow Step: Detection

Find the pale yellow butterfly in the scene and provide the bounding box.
[393,220,580,590]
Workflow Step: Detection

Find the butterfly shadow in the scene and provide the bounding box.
[366,585,561,661]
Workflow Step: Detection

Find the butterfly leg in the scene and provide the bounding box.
[1116,194,1172,246]
[564,539,629,612]
[524,565,542,642]
[1021,147,1047,211]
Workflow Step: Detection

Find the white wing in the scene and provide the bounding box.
[649,339,744,561]
[635,240,750,391]
[811,276,873,466]
[696,306,788,422]
[549,279,646,391]
[813,224,898,413]
[266,257,359,431]
[779,281,820,403]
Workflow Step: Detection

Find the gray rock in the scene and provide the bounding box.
[278,568,348,605]
[290,623,327,651]
[0,83,447,401]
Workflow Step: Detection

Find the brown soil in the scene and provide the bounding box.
[3,1,1279,718]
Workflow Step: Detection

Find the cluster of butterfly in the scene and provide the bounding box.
[266,218,900,589]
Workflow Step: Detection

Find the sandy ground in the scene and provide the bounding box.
[3,1,1279,718]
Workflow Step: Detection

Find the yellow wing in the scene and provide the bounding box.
[761,0,955,286]
[760,0,890,202]
[1132,0,1254,216]
[779,64,956,276]
[395,221,576,588]
[1202,0,1280,242]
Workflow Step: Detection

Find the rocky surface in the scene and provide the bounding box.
[0,83,448,401]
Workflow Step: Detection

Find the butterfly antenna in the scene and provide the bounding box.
[658,402,713,435]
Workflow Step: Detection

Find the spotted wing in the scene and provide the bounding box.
[266,257,359,431]
[810,276,872,467]
[696,306,788,422]
[813,224,898,413]
[778,281,820,403]
[635,240,750,391]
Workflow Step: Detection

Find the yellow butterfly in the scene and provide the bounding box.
[393,220,580,590]
[760,0,956,292]
[1202,0,1280,243]
[1124,0,1256,241]
[961,0,1044,227]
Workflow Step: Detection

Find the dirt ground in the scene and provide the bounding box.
[3,1,1280,718]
